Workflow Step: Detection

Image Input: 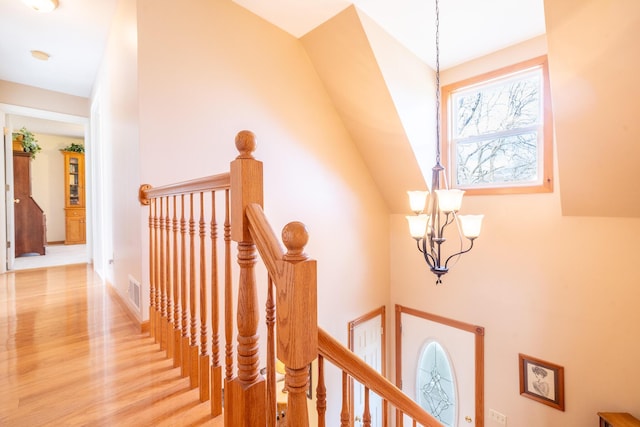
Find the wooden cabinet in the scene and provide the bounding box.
[62,151,85,244]
[598,412,640,427]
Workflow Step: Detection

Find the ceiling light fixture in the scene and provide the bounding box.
[406,0,484,285]
[31,50,50,61]
[22,0,59,13]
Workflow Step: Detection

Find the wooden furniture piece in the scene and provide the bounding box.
[62,151,85,244]
[599,412,640,427]
[13,151,46,256]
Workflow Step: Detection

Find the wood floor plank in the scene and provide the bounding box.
[0,264,223,426]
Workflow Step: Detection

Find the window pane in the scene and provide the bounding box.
[456,132,539,186]
[452,71,541,138]
[443,56,552,193]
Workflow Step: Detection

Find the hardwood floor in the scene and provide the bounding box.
[0,264,223,426]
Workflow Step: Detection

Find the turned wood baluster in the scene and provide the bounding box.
[210,190,222,416]
[189,193,199,388]
[224,188,234,408]
[165,196,174,359]
[180,194,190,378]
[341,371,350,427]
[172,195,181,368]
[236,239,259,377]
[363,387,371,427]
[279,222,317,427]
[159,197,168,350]
[227,130,265,427]
[154,198,161,342]
[199,192,210,401]
[148,198,156,339]
[266,276,276,427]
[317,355,327,427]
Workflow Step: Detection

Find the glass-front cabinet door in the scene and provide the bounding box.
[63,151,85,209]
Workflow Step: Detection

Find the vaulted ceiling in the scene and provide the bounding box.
[0,0,544,97]
[2,0,639,218]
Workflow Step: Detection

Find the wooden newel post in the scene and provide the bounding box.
[228,130,266,427]
[278,222,318,427]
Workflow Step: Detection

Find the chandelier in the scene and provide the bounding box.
[406,0,483,284]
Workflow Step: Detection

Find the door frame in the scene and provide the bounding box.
[3,124,15,270]
[0,103,90,273]
[348,305,387,427]
[395,304,485,427]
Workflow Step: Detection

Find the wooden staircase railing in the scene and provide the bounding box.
[138,130,442,426]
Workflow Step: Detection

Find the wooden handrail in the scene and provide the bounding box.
[246,203,284,277]
[139,173,231,204]
[138,130,441,426]
[318,327,442,427]
[245,191,438,426]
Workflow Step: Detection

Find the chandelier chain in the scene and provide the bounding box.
[435,0,441,165]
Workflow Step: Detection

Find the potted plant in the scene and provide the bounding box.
[12,127,42,159]
[62,142,85,153]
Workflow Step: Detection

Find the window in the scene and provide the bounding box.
[442,56,553,194]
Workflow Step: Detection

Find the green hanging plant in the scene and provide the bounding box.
[62,142,85,153]
[13,127,42,159]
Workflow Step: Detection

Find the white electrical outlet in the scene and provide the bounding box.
[489,409,507,425]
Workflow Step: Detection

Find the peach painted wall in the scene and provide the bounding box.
[544,0,640,217]
[135,0,389,420]
[391,39,640,426]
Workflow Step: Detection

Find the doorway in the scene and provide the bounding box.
[395,305,485,427]
[1,105,90,272]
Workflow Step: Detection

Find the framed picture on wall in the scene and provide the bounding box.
[519,354,565,411]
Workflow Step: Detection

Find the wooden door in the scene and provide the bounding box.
[13,152,45,256]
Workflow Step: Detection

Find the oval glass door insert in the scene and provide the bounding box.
[416,340,457,426]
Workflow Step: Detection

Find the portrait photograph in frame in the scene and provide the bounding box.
[519,353,565,411]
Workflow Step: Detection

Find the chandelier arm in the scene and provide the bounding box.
[423,251,437,270]
[420,238,438,269]
[437,212,456,238]
[443,239,475,269]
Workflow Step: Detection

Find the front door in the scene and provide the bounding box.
[396,306,484,427]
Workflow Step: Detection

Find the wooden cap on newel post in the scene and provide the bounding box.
[231,130,263,243]
[278,221,318,427]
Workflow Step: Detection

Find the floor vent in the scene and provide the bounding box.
[128,275,141,309]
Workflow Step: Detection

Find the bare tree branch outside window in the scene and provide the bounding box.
[451,69,543,187]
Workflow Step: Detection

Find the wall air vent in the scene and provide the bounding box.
[128,275,141,310]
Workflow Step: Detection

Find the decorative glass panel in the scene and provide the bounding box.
[416,340,457,426]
